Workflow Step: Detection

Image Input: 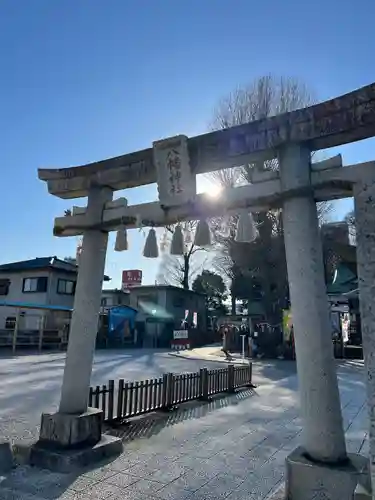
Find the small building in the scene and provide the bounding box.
[0,258,207,350]
[100,288,130,313]
[0,256,110,332]
[326,242,360,346]
[129,285,207,348]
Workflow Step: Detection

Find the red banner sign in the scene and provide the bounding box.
[122,269,142,290]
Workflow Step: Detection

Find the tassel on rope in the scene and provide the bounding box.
[76,238,83,266]
[235,211,258,243]
[220,215,231,238]
[143,228,159,258]
[184,226,192,244]
[135,214,143,230]
[194,219,211,247]
[170,225,185,255]
[114,228,128,252]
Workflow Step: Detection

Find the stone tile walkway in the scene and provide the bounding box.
[168,345,249,365]
[0,349,224,448]
[0,360,367,499]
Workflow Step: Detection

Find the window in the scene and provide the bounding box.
[0,279,10,296]
[22,277,48,293]
[251,280,263,301]
[5,317,16,329]
[101,297,114,307]
[172,295,184,308]
[57,279,75,295]
[137,294,157,307]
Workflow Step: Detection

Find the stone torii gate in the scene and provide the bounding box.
[35,84,375,499]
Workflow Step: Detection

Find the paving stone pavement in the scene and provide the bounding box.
[0,349,231,448]
[0,360,367,499]
[0,350,295,448]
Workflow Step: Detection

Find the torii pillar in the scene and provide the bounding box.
[280,144,347,464]
[30,186,123,471]
[354,173,375,498]
[59,186,113,414]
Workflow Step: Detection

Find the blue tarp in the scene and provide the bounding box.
[108,306,138,336]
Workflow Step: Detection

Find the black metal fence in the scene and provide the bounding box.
[89,363,252,422]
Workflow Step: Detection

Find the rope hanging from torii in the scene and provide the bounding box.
[112,134,258,257]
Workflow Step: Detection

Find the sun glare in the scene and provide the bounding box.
[206,184,223,199]
[197,175,223,199]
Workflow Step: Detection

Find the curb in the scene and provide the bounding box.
[168,351,250,365]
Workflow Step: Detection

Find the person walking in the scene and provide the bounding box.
[222,326,233,361]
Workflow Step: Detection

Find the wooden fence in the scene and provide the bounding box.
[0,328,68,353]
[89,363,252,423]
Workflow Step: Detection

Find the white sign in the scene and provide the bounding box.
[331,304,349,313]
[122,269,142,290]
[153,135,196,207]
[173,330,188,340]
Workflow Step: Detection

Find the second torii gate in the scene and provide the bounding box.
[35,83,375,499]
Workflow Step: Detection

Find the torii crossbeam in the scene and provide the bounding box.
[39,83,375,198]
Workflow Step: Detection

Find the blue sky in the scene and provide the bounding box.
[0,0,374,288]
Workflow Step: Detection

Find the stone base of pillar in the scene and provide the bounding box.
[285,447,370,500]
[0,442,13,473]
[39,408,103,448]
[354,483,372,499]
[29,434,122,473]
[265,483,285,499]
[29,408,122,472]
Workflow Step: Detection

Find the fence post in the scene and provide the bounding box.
[167,373,174,408]
[102,385,107,421]
[227,364,235,393]
[108,380,115,421]
[38,313,45,352]
[247,362,257,388]
[162,372,174,410]
[12,310,20,354]
[162,374,168,408]
[199,368,209,401]
[117,379,124,419]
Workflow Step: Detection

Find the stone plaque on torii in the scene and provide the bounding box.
[35,83,375,498]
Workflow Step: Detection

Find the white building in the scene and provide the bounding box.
[0,256,110,332]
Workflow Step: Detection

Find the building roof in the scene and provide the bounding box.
[131,285,205,296]
[0,257,110,281]
[0,257,74,273]
[107,304,138,313]
[342,288,359,299]
[0,300,72,312]
[329,242,357,265]
[327,262,357,296]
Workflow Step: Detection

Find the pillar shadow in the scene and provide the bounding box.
[0,461,110,500]
[0,388,256,499]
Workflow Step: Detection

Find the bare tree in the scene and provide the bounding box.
[211,75,313,128]
[345,209,356,242]
[156,253,208,289]
[209,75,333,322]
[208,166,243,191]
[156,254,186,288]
[156,221,208,289]
[206,168,240,312]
